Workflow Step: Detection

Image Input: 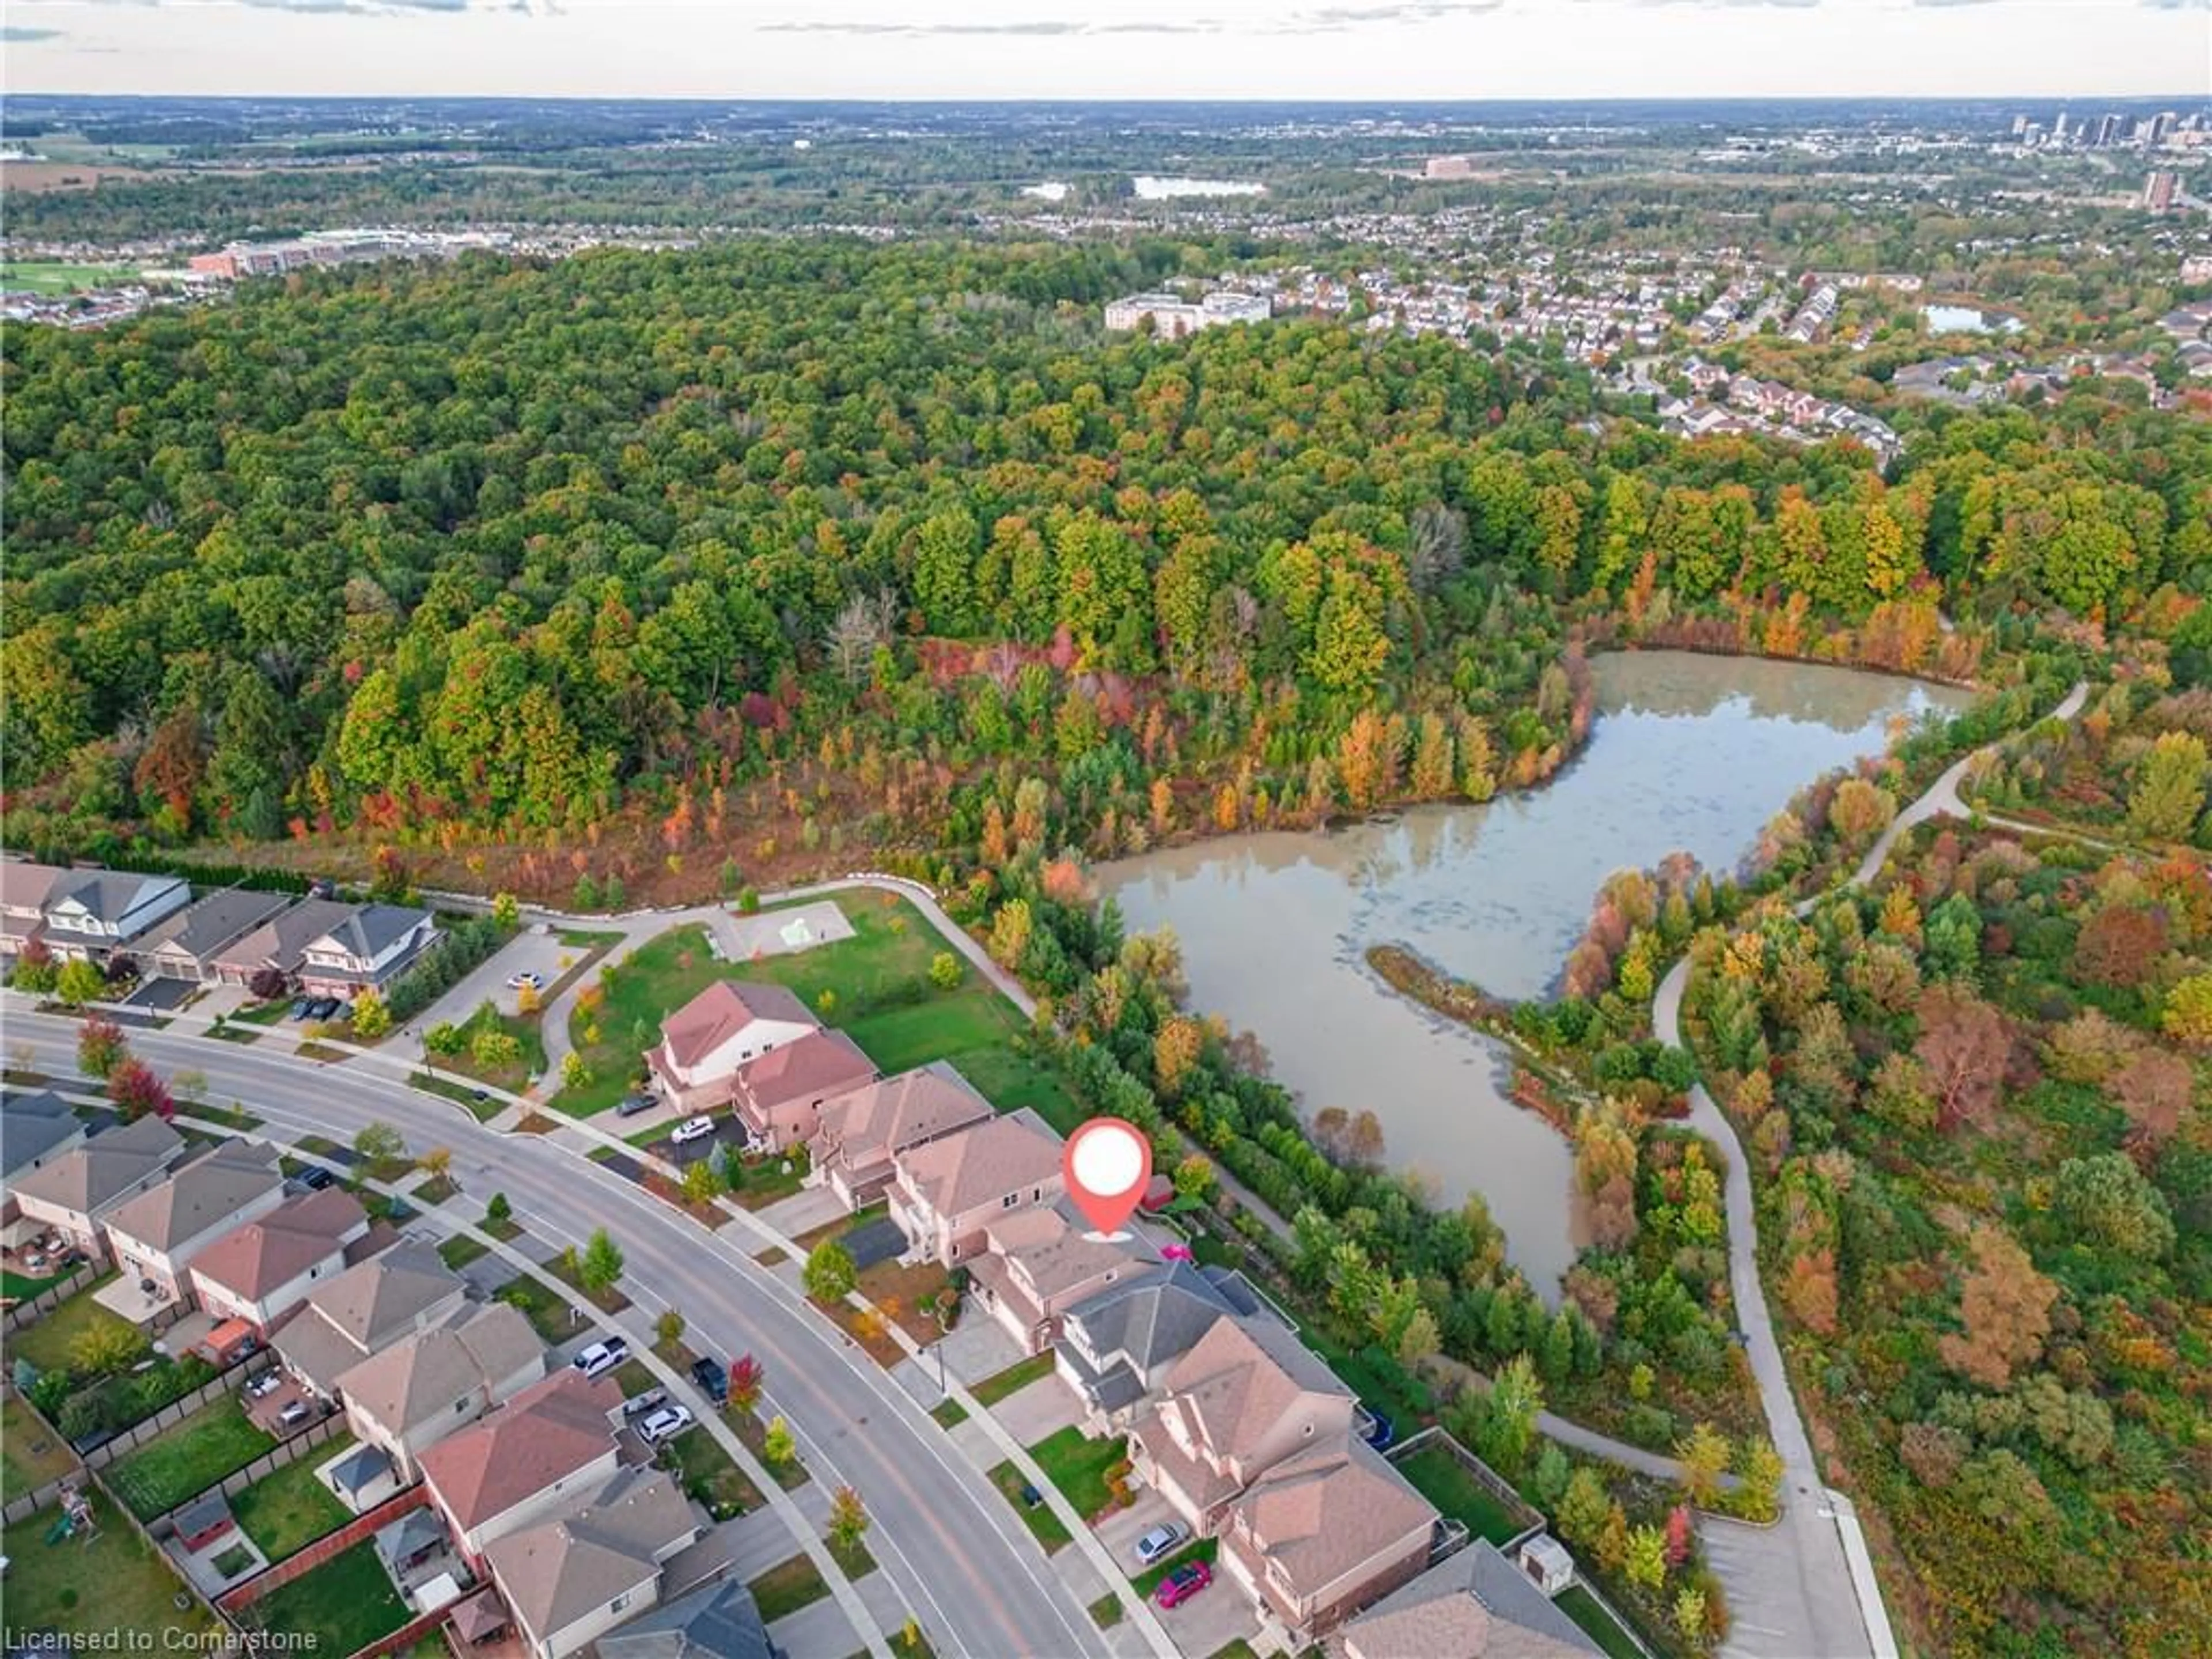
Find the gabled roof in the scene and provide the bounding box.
[985,1204,1141,1301]
[105,1141,283,1253]
[734,1027,877,1110]
[1,1089,85,1178]
[421,1368,621,1531]
[1066,1259,1245,1374]
[307,903,433,962]
[895,1113,1061,1218]
[137,890,294,964]
[483,1467,694,1641]
[301,1241,465,1353]
[217,898,362,972]
[815,1064,994,1168]
[10,1116,184,1215]
[660,980,816,1070]
[0,861,66,914]
[190,1187,366,1301]
[1228,1441,1435,1606]
[1157,1313,1350,1467]
[1343,1540,1601,1659]
[597,1577,772,1659]
[336,1302,543,1438]
[44,870,187,929]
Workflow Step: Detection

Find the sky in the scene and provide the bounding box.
[3,0,2207,101]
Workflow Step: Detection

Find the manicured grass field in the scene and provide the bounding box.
[987,1459,1071,1553]
[1,1488,221,1641]
[559,896,1080,1132]
[0,262,136,294]
[107,1397,276,1520]
[747,1553,830,1622]
[2,1275,129,1374]
[1557,1584,1646,1659]
[2,1394,78,1501]
[247,1539,409,1653]
[662,1425,763,1520]
[230,1439,353,1561]
[970,1353,1055,1407]
[1393,1442,1532,1545]
[1027,1427,1127,1518]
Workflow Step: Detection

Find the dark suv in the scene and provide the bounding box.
[690,1354,729,1405]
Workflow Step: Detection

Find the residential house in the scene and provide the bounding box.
[212,898,363,990]
[480,1466,702,1659]
[1128,1313,1357,1538]
[277,1242,469,1396]
[1,1090,90,1250]
[887,1112,1064,1266]
[1338,1539,1602,1659]
[1218,1441,1436,1640]
[421,1368,626,1562]
[137,890,296,983]
[1055,1260,1264,1429]
[7,1117,188,1260]
[295,903,440,998]
[188,1187,373,1336]
[965,1204,1144,1355]
[103,1139,287,1305]
[645,982,820,1114]
[0,860,65,960]
[729,1028,878,1150]
[596,1577,774,1659]
[40,870,191,963]
[807,1064,995,1211]
[338,1301,544,1479]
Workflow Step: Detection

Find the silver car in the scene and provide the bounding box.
[1133,1522,1188,1566]
[637,1404,695,1445]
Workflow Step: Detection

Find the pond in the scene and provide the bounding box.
[1922,302,2024,336]
[1099,650,1972,1292]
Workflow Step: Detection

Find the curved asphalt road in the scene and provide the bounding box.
[6,1012,1111,1659]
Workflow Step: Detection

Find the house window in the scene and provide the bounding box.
[610,1592,631,1615]
[1001,1193,1018,1209]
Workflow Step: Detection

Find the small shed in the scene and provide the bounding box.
[1516,1532,1576,1597]
[198,1319,259,1368]
[173,1490,236,1554]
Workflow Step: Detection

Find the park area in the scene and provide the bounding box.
[559,894,1080,1131]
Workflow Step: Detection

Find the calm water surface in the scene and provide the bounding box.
[1100,650,1971,1291]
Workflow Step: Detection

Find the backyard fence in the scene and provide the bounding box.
[1388,1425,1546,1549]
[2,1263,99,1333]
[77,1349,274,1469]
[217,1484,427,1614]
[1,1471,83,1529]
[143,1412,349,1544]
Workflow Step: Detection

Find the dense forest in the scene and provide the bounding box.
[6,239,2210,900]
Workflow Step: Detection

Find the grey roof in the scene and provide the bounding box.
[390,1507,450,1560]
[598,1578,774,1659]
[2,1089,84,1178]
[105,1139,283,1252]
[217,898,362,974]
[484,1468,695,1641]
[1066,1259,1244,1375]
[327,1444,394,1496]
[10,1116,184,1217]
[173,1490,233,1537]
[138,890,295,965]
[314,903,433,962]
[1345,1540,1603,1658]
[43,870,187,931]
[304,1242,463,1350]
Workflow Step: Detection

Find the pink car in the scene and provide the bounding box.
[1154,1562,1213,1609]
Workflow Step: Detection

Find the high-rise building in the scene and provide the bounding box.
[2096,113,2125,149]
[2051,111,2070,143]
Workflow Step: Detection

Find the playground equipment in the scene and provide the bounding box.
[46,1485,95,1546]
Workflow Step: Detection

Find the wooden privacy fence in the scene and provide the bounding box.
[217,1484,427,1614]
[143,1412,348,1543]
[77,1350,276,1471]
[2,1263,99,1333]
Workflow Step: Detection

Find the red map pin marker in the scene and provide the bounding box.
[1064,1117,1152,1240]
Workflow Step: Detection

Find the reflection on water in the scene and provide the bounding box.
[1100,651,1972,1293]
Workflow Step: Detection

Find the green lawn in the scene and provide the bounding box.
[411,1071,503,1121]
[929,1397,969,1429]
[106,1397,276,1520]
[661,1425,763,1521]
[987,1459,1072,1553]
[1557,1584,1647,1659]
[0,263,136,294]
[1089,1593,1123,1629]
[437,1234,489,1270]
[2,1394,78,1501]
[2,1488,221,1641]
[4,1263,74,1298]
[247,1539,409,1653]
[1027,1427,1127,1518]
[1394,1443,1532,1546]
[3,1275,130,1374]
[971,1353,1055,1408]
[230,1440,353,1561]
[747,1554,830,1622]
[1131,1536,1219,1597]
[558,896,1075,1126]
[495,1275,587,1344]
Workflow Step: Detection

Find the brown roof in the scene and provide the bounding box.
[0,861,65,914]
[895,1114,1062,1218]
[1157,1313,1351,1467]
[104,1140,284,1253]
[660,981,816,1070]
[483,1468,695,1641]
[1228,1442,1434,1605]
[422,1368,622,1531]
[336,1302,544,1437]
[736,1028,877,1111]
[190,1187,366,1301]
[215,897,361,975]
[10,1116,183,1215]
[985,1206,1143,1301]
[815,1065,994,1170]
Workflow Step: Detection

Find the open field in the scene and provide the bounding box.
[0,261,138,292]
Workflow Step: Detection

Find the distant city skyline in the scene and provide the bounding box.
[5,0,2208,101]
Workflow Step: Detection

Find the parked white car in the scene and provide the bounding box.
[637,1404,695,1445]
[671,1116,717,1145]
[572,1337,630,1379]
[506,970,545,991]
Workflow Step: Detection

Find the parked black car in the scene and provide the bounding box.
[289,998,315,1021]
[690,1354,729,1405]
[297,1166,336,1191]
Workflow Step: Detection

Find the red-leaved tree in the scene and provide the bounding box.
[1914,984,2010,1132]
[78,1016,130,1081]
[108,1058,175,1122]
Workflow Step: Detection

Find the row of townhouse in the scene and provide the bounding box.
[0,859,438,995]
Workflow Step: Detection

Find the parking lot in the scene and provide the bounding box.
[404,926,578,1048]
